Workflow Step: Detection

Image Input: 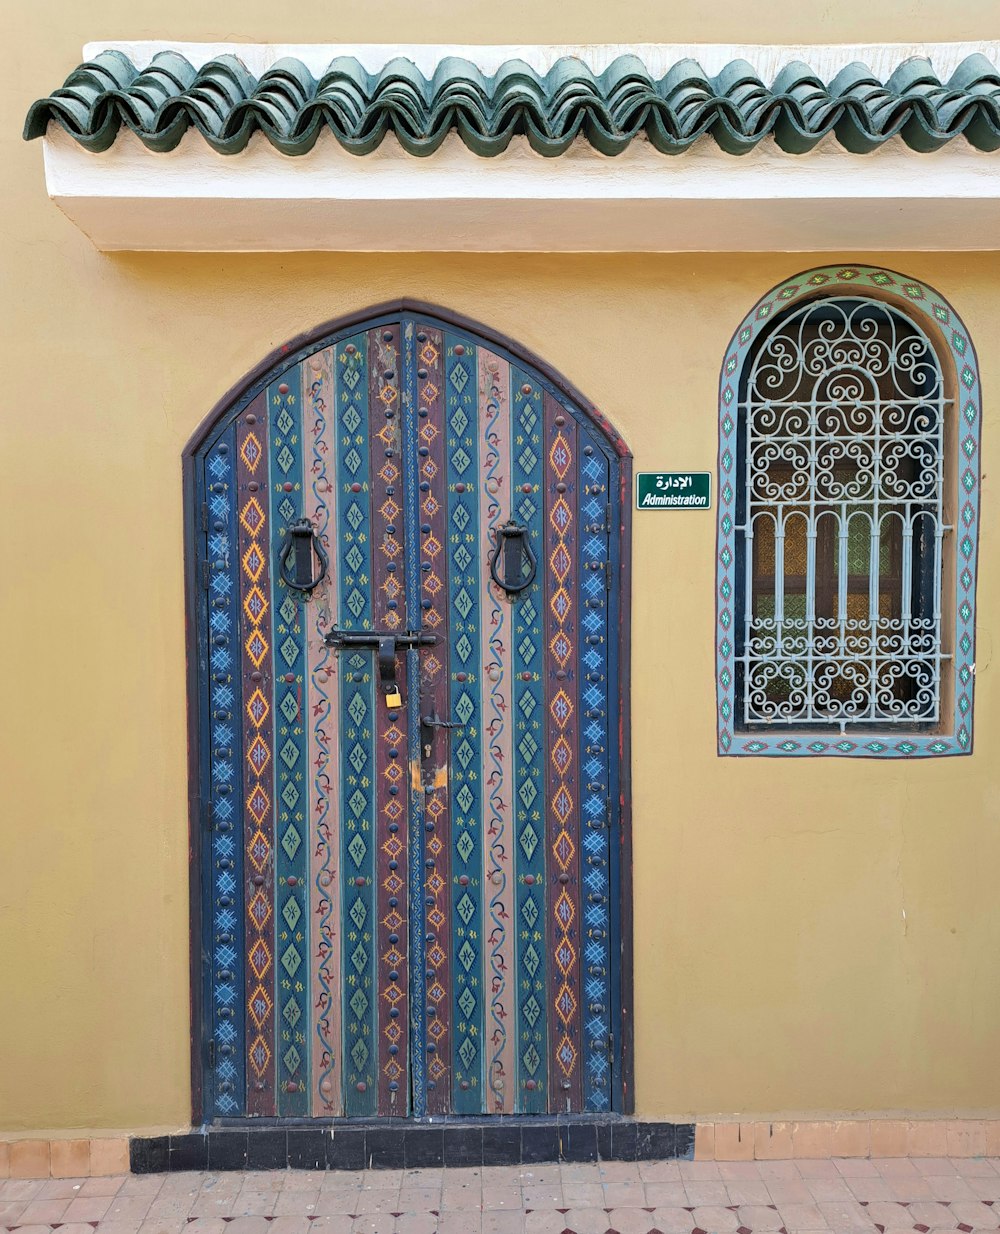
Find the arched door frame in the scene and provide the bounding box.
[183,300,635,1123]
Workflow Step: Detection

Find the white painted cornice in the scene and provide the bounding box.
[40,41,1000,254]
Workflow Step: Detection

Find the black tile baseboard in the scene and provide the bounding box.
[130,1119,695,1173]
[442,1124,483,1167]
[208,1128,248,1171]
[521,1122,560,1164]
[168,1133,208,1172]
[286,1129,325,1171]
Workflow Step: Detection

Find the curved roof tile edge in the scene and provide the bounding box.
[24,49,1000,157]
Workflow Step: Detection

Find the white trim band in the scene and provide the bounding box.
[40,41,1000,254]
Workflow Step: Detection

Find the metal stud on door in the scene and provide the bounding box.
[194,311,626,1121]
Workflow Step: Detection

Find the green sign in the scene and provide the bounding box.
[636,472,712,510]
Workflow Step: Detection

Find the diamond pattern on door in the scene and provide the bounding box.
[195,313,624,1121]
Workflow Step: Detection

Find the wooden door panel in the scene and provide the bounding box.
[196,314,622,1120]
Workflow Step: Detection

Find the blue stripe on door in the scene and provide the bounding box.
[578,436,613,1111]
[205,428,246,1117]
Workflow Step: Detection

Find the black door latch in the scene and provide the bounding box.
[323,629,437,709]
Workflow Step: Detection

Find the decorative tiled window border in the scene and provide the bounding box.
[716,265,982,758]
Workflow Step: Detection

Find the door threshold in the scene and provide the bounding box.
[130,1118,694,1171]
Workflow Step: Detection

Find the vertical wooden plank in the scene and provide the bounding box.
[509,370,547,1113]
[190,443,209,1126]
[368,323,410,1117]
[543,393,582,1112]
[578,435,613,1112]
[205,427,246,1117]
[401,320,426,1114]
[268,368,310,1116]
[306,346,343,1116]
[414,323,453,1114]
[444,331,484,1114]
[236,396,277,1116]
[478,349,516,1113]
[336,334,378,1117]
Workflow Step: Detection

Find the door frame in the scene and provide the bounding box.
[183,300,635,1123]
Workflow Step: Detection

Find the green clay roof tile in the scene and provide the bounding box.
[23,48,1000,157]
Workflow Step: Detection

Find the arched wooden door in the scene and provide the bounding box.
[187,305,632,1122]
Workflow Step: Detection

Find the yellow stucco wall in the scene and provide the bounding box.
[1,0,999,1134]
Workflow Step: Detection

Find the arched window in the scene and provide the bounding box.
[716,267,981,757]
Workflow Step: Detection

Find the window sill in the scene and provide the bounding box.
[722,730,969,757]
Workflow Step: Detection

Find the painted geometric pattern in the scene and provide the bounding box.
[198,318,623,1118]
[267,373,309,1114]
[368,324,409,1115]
[236,406,276,1113]
[338,336,373,635]
[336,336,378,1115]
[400,321,426,1114]
[340,649,377,1114]
[716,265,982,758]
[415,326,453,1115]
[444,332,484,1113]
[579,441,612,1109]
[544,394,582,1108]
[206,431,245,1117]
[510,371,548,1113]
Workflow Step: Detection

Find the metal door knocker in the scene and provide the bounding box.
[487,519,537,600]
[279,518,328,594]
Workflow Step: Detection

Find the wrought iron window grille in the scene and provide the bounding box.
[734,297,952,733]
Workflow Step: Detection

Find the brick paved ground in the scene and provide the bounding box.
[3,1156,1000,1234]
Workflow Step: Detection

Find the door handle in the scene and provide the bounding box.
[487,519,537,600]
[420,711,462,761]
[279,518,328,595]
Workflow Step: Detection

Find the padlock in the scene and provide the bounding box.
[384,686,402,709]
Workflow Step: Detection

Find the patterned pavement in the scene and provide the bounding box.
[4,1157,1000,1234]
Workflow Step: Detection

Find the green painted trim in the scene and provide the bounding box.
[23,49,1000,158]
